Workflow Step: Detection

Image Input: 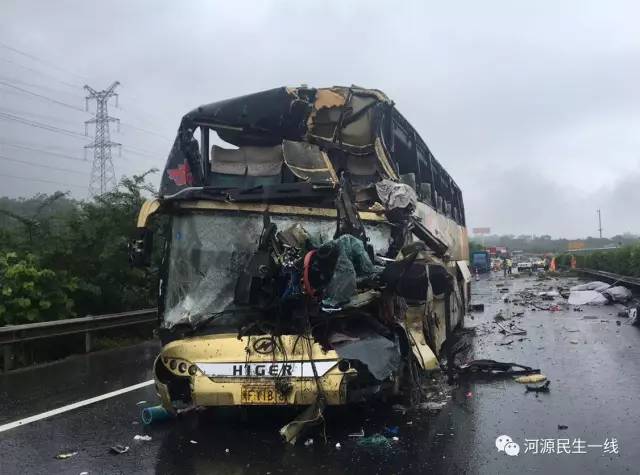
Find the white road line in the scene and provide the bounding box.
[0,379,155,433]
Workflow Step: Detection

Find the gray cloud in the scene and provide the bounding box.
[0,0,638,237]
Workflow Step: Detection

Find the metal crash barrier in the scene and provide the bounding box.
[0,308,157,372]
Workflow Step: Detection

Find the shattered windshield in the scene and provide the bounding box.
[163,211,391,329]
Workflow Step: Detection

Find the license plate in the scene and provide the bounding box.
[241,385,288,405]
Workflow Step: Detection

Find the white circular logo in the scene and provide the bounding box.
[505,442,521,456]
[495,435,512,451]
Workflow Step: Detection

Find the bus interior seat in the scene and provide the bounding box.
[209,144,283,188]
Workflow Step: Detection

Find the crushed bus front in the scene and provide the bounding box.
[132,85,470,439]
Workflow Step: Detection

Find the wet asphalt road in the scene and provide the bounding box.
[1,273,639,474]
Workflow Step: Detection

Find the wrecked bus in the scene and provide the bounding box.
[132,86,470,440]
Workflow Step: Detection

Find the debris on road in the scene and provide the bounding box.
[304,438,314,447]
[135,400,148,406]
[515,374,547,384]
[526,381,551,393]
[470,303,485,312]
[109,445,130,455]
[348,429,365,438]
[133,434,152,441]
[568,282,633,305]
[602,286,632,303]
[457,359,540,376]
[190,440,198,444]
[356,434,392,450]
[496,321,527,335]
[495,340,514,346]
[558,424,568,430]
[570,282,610,292]
[419,401,447,411]
[569,290,608,305]
[54,451,78,460]
[335,442,342,449]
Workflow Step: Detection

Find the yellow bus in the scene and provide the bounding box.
[132,86,470,441]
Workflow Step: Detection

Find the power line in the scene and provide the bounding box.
[0,80,86,112]
[0,142,86,162]
[0,56,82,90]
[0,172,87,189]
[0,75,84,100]
[0,40,87,82]
[122,146,161,158]
[0,105,83,128]
[0,154,87,175]
[0,111,88,139]
[120,121,171,141]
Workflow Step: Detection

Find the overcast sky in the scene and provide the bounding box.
[1,1,638,238]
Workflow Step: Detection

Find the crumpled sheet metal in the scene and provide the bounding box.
[332,332,401,381]
[375,179,417,211]
[282,140,337,184]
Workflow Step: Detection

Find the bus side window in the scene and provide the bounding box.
[392,122,418,176]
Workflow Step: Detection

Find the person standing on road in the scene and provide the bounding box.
[502,258,508,277]
[506,257,513,275]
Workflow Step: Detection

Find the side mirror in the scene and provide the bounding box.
[129,228,153,267]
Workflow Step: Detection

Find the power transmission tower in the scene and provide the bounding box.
[84,81,120,195]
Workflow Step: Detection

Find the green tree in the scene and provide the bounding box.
[0,252,77,325]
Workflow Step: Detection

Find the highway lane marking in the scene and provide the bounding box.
[0,379,155,433]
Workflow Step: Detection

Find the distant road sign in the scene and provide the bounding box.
[567,241,586,251]
[472,227,491,235]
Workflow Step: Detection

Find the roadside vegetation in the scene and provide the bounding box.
[0,171,159,326]
[474,233,638,254]
[557,243,640,277]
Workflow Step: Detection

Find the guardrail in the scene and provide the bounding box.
[575,268,640,289]
[0,308,157,372]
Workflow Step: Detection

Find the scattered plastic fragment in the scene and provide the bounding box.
[190,440,198,444]
[304,438,314,447]
[348,429,365,437]
[335,442,342,449]
[55,451,78,460]
[225,448,230,454]
[356,434,392,450]
[110,445,129,454]
[136,400,148,406]
[80,472,88,475]
[558,424,568,430]
[419,401,447,411]
[392,436,399,442]
[133,434,152,441]
[515,374,546,384]
[570,340,579,344]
